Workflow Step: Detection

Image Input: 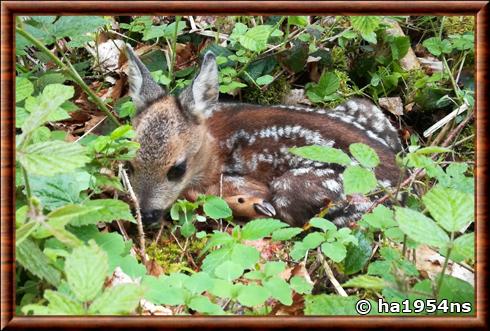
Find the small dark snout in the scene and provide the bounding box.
[141,209,164,225]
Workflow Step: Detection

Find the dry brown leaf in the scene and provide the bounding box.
[379,97,404,116]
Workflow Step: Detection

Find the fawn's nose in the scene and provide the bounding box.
[141,209,164,225]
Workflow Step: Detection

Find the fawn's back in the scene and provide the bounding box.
[125,45,402,226]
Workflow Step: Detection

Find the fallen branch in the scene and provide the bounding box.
[316,248,348,297]
[119,164,147,266]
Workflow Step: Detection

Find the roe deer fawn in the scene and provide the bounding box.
[124,45,402,227]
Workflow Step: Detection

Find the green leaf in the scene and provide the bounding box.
[188,295,224,315]
[361,205,396,230]
[16,221,40,246]
[264,261,286,277]
[16,238,61,286]
[263,277,292,305]
[20,84,74,139]
[342,231,372,275]
[289,145,351,165]
[231,243,260,269]
[303,232,326,249]
[44,290,85,315]
[209,278,234,299]
[422,186,474,233]
[414,146,452,155]
[52,16,108,40]
[16,77,34,103]
[47,204,102,223]
[390,36,410,60]
[271,227,303,241]
[215,260,244,281]
[88,284,143,315]
[343,166,377,195]
[350,16,381,36]
[321,241,347,262]
[256,74,274,86]
[290,241,308,261]
[239,25,272,52]
[423,37,453,56]
[116,255,147,279]
[142,276,185,305]
[444,232,474,263]
[288,16,308,27]
[290,276,313,294]
[241,218,288,240]
[64,241,109,302]
[349,143,380,168]
[318,72,341,96]
[201,247,233,274]
[237,284,270,307]
[17,141,89,176]
[29,171,91,210]
[203,196,232,219]
[142,25,167,40]
[305,294,373,315]
[343,275,386,290]
[395,207,450,248]
[69,199,136,226]
[184,272,214,295]
[309,218,336,232]
[413,276,474,311]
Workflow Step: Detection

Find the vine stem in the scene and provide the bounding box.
[16,27,121,126]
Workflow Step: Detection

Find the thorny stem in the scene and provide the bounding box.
[15,27,121,126]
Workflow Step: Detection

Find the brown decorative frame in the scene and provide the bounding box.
[1,1,488,329]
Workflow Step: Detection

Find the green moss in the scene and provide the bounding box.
[331,46,348,71]
[242,76,291,105]
[146,233,207,274]
[444,16,474,36]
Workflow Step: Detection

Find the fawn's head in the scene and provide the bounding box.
[125,45,219,226]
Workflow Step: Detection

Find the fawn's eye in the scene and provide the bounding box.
[167,160,187,181]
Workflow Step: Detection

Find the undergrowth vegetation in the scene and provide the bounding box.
[15,15,475,316]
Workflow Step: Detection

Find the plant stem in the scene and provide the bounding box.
[21,166,32,202]
[169,16,182,83]
[15,27,120,126]
[435,232,454,299]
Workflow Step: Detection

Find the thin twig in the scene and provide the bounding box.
[119,164,147,265]
[316,248,348,297]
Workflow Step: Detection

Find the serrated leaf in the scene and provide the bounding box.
[239,25,272,52]
[349,143,380,168]
[343,166,377,195]
[17,140,89,176]
[20,84,74,139]
[305,294,375,315]
[303,232,326,249]
[395,207,450,248]
[16,77,34,103]
[290,241,308,261]
[290,276,313,294]
[237,284,270,307]
[16,238,61,286]
[309,218,336,232]
[231,243,260,269]
[422,186,474,233]
[343,275,386,290]
[142,276,185,305]
[201,247,233,274]
[215,260,244,281]
[16,221,40,246]
[43,290,85,315]
[203,196,232,219]
[441,232,474,263]
[29,171,91,211]
[69,199,136,226]
[264,261,286,277]
[361,205,396,230]
[184,272,214,295]
[188,295,224,315]
[342,231,372,275]
[263,277,292,305]
[64,241,108,302]
[271,227,303,241]
[350,16,380,35]
[321,241,347,262]
[241,218,288,240]
[423,37,453,56]
[116,255,147,279]
[88,284,143,315]
[52,16,108,40]
[290,145,351,165]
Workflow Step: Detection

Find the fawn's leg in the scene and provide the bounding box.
[269,167,372,227]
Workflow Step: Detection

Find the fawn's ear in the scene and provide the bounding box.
[179,51,219,119]
[125,44,165,112]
